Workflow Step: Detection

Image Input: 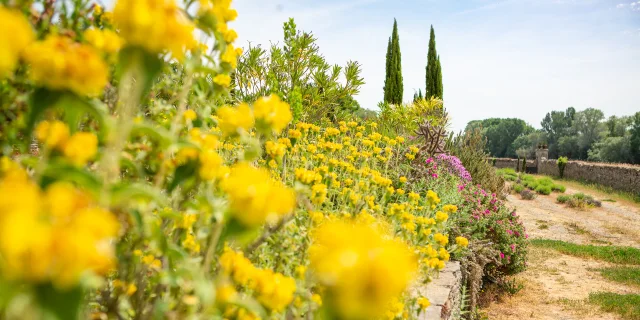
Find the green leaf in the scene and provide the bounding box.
[110,183,168,207]
[35,284,83,320]
[40,161,103,193]
[27,88,64,134]
[62,96,109,140]
[130,121,173,147]
[118,46,164,99]
[167,161,198,192]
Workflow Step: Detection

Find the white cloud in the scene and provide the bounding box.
[616,1,640,10]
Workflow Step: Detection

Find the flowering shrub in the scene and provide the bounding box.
[455,184,528,275]
[0,2,475,319]
[435,154,472,181]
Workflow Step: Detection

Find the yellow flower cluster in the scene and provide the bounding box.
[113,0,196,60]
[309,219,417,319]
[36,121,98,166]
[253,95,293,134]
[84,28,123,54]
[221,163,295,226]
[220,248,296,312]
[216,103,254,137]
[0,6,34,77]
[456,236,469,248]
[23,35,108,96]
[0,165,119,287]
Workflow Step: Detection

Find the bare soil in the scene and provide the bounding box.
[482,182,640,320]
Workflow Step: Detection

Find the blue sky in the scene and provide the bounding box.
[232,0,640,131]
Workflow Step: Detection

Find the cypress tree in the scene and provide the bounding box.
[425,25,443,99]
[383,19,403,104]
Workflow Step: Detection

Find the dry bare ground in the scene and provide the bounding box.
[482,180,640,320]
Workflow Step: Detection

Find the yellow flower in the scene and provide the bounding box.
[434,233,449,246]
[182,233,201,253]
[311,183,327,206]
[311,293,323,306]
[439,248,450,261]
[35,120,70,150]
[443,204,458,213]
[295,265,307,280]
[216,104,254,137]
[265,141,286,159]
[64,132,98,166]
[417,297,431,310]
[455,236,469,248]
[253,94,292,134]
[224,29,238,43]
[220,248,296,312]
[426,190,441,209]
[83,28,123,54]
[309,219,417,319]
[216,282,237,304]
[221,44,240,68]
[221,163,295,226]
[254,269,297,312]
[114,0,196,59]
[0,174,119,287]
[184,109,197,121]
[24,35,108,96]
[213,73,232,87]
[199,149,223,180]
[0,7,34,77]
[399,176,407,183]
[435,211,449,223]
[126,283,137,296]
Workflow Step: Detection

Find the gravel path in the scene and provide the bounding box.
[483,182,640,320]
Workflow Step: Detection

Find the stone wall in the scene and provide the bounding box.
[538,159,640,194]
[416,261,462,320]
[491,158,536,170]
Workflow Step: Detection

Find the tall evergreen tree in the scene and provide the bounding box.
[383,19,403,104]
[425,25,443,99]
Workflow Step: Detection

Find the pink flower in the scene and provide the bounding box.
[510,244,516,252]
[499,252,505,259]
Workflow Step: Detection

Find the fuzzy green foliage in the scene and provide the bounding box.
[558,192,602,209]
[235,18,365,123]
[513,184,524,193]
[496,168,518,181]
[552,184,566,192]
[534,184,552,195]
[449,128,505,194]
[589,293,640,319]
[557,156,568,178]
[557,194,571,203]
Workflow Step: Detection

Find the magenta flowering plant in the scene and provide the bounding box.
[453,183,528,275]
[434,154,472,181]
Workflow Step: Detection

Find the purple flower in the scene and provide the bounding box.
[434,154,472,181]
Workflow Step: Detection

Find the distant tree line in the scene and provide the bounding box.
[466,108,640,164]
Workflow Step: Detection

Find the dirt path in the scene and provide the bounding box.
[482,182,640,320]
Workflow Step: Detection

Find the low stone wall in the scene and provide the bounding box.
[539,160,640,194]
[416,261,462,320]
[491,158,536,170]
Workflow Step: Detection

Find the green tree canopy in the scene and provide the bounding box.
[464,118,534,158]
